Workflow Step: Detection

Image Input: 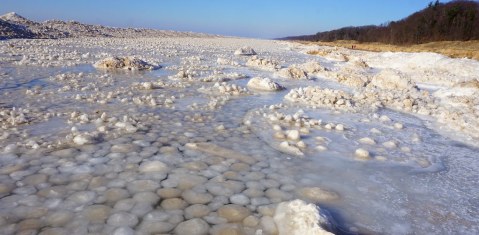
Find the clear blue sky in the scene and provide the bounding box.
[1,0,450,38]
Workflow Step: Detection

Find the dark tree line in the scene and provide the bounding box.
[283,0,479,44]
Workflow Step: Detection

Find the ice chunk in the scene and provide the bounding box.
[247,77,285,91]
[274,199,333,235]
[94,56,157,70]
[234,46,256,56]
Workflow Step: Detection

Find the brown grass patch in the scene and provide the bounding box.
[300,40,479,61]
[306,50,330,56]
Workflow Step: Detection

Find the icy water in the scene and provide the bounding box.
[0,38,478,234]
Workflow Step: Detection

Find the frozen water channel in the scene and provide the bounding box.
[0,37,478,234]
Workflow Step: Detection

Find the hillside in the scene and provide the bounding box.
[0,18,36,39]
[284,0,479,44]
[0,12,215,40]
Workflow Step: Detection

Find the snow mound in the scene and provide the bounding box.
[326,51,349,62]
[334,67,371,88]
[285,86,357,111]
[199,72,247,82]
[277,66,309,80]
[198,82,249,96]
[247,77,285,91]
[246,56,281,71]
[93,57,157,71]
[349,58,370,68]
[436,79,479,101]
[274,199,333,235]
[370,69,416,90]
[217,57,239,66]
[169,70,197,80]
[276,61,329,80]
[300,61,329,74]
[234,47,257,56]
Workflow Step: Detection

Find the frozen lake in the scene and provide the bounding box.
[0,37,478,234]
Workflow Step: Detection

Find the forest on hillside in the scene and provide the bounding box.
[284,0,479,44]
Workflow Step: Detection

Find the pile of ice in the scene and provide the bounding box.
[336,70,370,88]
[369,69,417,91]
[245,107,348,157]
[234,46,257,56]
[349,58,370,68]
[332,67,371,88]
[303,61,328,73]
[433,79,479,140]
[198,82,249,96]
[94,57,157,71]
[247,77,285,91]
[169,70,198,80]
[132,81,159,90]
[277,66,309,80]
[330,67,416,91]
[285,86,357,111]
[198,72,248,82]
[0,107,30,128]
[322,50,349,62]
[436,79,479,102]
[217,57,239,66]
[246,56,282,71]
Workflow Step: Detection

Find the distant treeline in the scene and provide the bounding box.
[284,0,479,44]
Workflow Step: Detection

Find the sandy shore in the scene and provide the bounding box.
[303,40,479,61]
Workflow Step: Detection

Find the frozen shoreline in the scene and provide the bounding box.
[0,36,478,234]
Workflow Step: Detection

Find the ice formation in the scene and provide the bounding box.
[234,46,257,56]
[370,69,417,90]
[277,66,309,80]
[94,56,157,70]
[247,77,285,91]
[246,56,282,71]
[274,200,333,235]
